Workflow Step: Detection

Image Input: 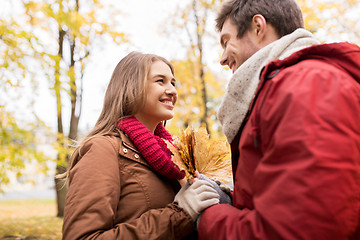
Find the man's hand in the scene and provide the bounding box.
[199,174,232,205]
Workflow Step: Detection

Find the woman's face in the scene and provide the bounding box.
[135,60,177,130]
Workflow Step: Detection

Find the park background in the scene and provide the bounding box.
[1,0,359,239]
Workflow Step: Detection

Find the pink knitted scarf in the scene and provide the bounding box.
[116,117,185,180]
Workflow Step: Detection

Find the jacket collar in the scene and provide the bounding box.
[262,42,360,85]
[115,128,150,168]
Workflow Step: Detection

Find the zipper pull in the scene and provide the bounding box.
[252,126,259,149]
[254,136,258,149]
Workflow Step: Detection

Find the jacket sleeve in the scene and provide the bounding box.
[62,136,194,240]
[198,61,360,239]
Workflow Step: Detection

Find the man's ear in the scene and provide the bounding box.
[251,14,279,46]
[251,14,267,41]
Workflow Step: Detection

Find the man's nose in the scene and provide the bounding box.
[220,51,228,66]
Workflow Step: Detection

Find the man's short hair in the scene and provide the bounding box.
[216,0,304,38]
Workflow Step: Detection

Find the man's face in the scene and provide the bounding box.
[220,18,260,73]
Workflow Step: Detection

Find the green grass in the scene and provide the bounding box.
[0,199,62,240]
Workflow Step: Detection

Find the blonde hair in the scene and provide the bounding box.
[61,51,174,181]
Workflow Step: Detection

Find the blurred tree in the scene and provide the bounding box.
[164,0,227,136]
[0,107,49,192]
[24,0,127,217]
[0,4,50,195]
[1,0,127,217]
[168,58,226,139]
[0,19,39,91]
[166,0,359,138]
[297,0,360,44]
[297,0,326,33]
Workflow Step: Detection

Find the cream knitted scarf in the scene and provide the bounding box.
[217,29,320,144]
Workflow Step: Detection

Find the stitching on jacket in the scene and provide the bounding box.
[119,165,152,210]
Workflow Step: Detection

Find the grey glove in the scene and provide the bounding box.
[174,179,220,221]
[215,179,233,195]
[199,174,232,205]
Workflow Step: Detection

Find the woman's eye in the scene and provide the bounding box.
[156,79,164,83]
[171,81,176,87]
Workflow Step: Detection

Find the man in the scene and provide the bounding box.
[197,0,360,239]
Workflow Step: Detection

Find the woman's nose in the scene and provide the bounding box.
[165,87,176,96]
[165,84,177,104]
[165,83,177,95]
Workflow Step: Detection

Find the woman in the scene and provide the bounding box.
[62,52,220,239]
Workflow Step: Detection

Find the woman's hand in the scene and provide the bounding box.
[174,179,220,221]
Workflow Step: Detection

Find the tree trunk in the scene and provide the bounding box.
[54,27,66,218]
[193,0,210,133]
[55,165,67,217]
[54,26,83,217]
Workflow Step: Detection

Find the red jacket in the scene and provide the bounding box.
[198,42,360,239]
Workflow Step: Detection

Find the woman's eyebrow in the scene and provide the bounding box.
[152,74,166,79]
[152,74,176,81]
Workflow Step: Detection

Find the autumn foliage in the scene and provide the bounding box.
[167,127,232,184]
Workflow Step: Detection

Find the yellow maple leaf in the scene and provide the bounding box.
[169,127,232,183]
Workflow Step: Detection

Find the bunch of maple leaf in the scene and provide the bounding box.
[166,127,232,184]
